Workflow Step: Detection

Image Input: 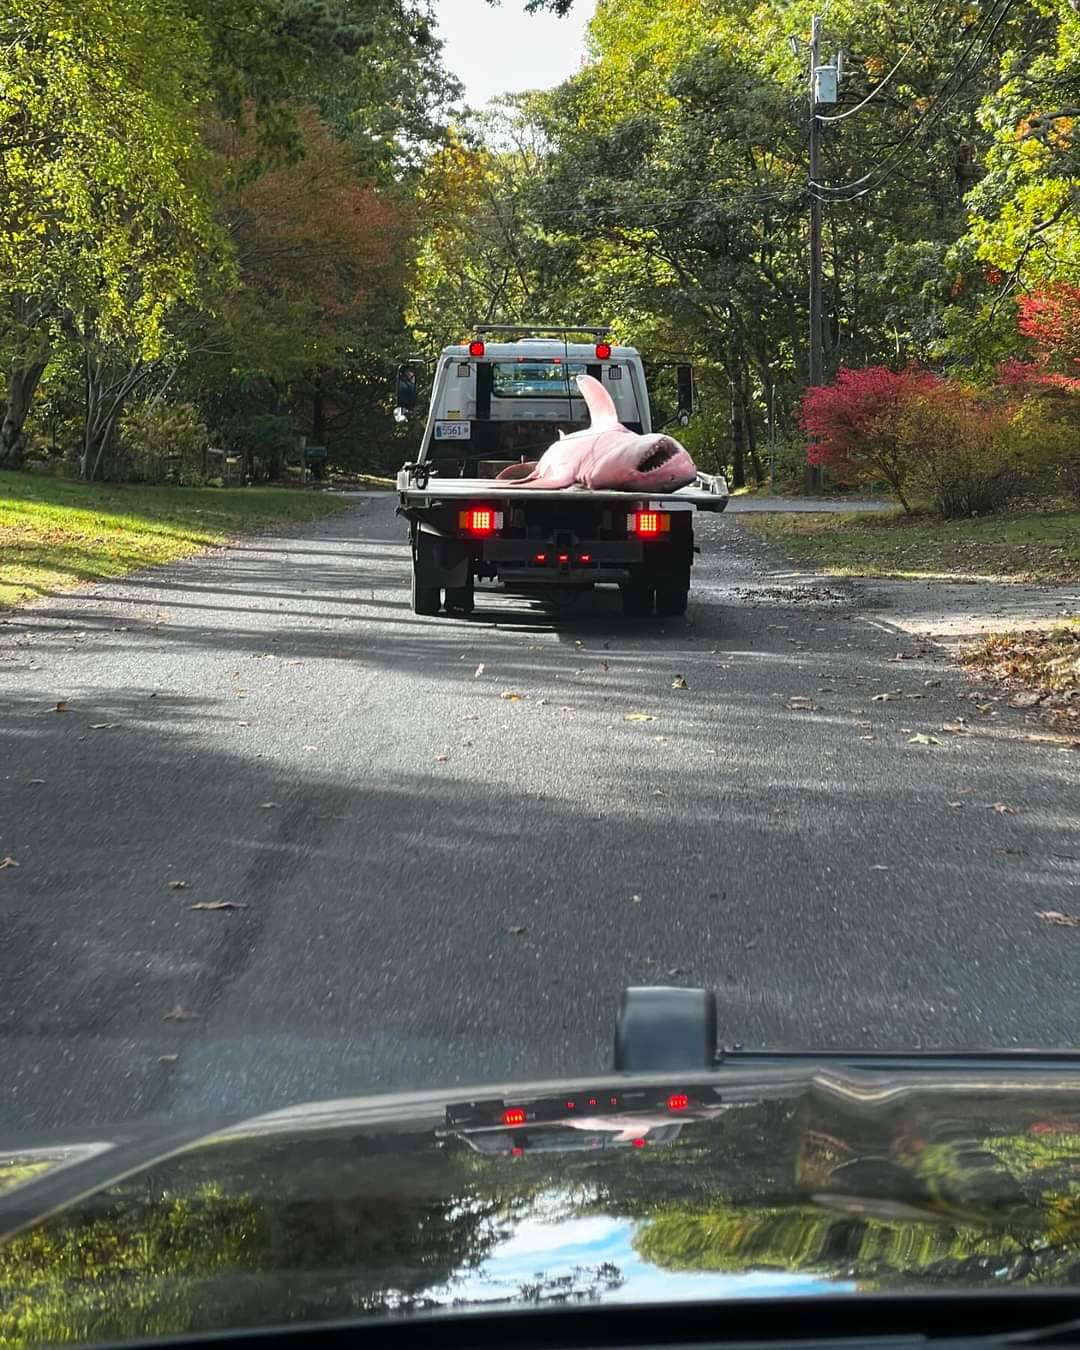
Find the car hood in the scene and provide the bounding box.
[3,1060,1080,1343]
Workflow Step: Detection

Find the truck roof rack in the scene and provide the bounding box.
[472,323,612,338]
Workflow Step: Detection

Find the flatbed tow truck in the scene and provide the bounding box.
[395,325,729,618]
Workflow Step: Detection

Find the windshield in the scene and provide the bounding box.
[2,0,1079,1342]
[491,360,588,397]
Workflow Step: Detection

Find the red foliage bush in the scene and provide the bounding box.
[799,365,941,509]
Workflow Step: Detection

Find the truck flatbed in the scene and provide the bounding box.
[396,471,729,512]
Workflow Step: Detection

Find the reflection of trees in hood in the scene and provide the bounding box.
[633,1129,1080,1288]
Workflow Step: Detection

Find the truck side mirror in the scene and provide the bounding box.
[395,364,418,414]
[676,365,695,423]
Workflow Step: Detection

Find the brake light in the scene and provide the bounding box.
[503,1107,526,1126]
[534,553,547,563]
[459,507,501,536]
[557,553,569,563]
[566,1100,576,1110]
[578,554,592,563]
[511,1146,524,1157]
[595,342,612,359]
[667,1093,689,1111]
[631,1138,646,1149]
[468,340,485,356]
[629,510,670,537]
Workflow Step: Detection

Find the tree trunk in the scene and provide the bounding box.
[730,375,746,490]
[312,373,326,444]
[0,354,49,468]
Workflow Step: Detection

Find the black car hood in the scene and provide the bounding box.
[3,1061,1080,1344]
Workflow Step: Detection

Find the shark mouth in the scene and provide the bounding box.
[638,440,676,473]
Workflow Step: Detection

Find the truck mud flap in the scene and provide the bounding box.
[413,528,469,588]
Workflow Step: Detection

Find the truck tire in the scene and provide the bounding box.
[444,575,474,615]
[621,579,653,616]
[654,579,689,617]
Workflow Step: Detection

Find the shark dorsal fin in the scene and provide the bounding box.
[576,373,621,431]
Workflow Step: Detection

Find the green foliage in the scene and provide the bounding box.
[897,386,1022,518]
[118,401,212,486]
[0,1184,264,1346]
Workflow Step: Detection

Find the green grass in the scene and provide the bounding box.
[739,508,1080,584]
[0,472,349,608]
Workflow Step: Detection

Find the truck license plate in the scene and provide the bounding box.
[435,421,471,440]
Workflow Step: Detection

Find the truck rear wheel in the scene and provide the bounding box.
[444,575,474,615]
[621,578,653,616]
[655,577,689,617]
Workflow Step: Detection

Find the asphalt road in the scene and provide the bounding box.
[2,495,1079,1133]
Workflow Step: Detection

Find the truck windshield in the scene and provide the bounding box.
[491,361,588,397]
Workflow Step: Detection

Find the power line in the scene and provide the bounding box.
[817,0,951,124]
[810,0,1017,200]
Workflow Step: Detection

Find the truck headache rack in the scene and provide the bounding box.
[472,323,612,338]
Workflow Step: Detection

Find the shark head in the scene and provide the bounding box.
[587,429,698,492]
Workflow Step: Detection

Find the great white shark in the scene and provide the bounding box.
[495,374,697,492]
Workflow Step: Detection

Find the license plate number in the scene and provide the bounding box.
[435,421,471,440]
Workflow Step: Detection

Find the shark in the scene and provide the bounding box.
[495,374,697,492]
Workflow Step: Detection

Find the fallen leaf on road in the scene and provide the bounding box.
[600,661,609,672]
[949,801,964,808]
[434,753,449,762]
[507,925,527,935]
[653,735,668,743]
[0,857,19,869]
[653,789,666,797]
[904,693,926,700]
[908,733,945,746]
[54,701,69,712]
[671,676,689,690]
[1037,911,1080,928]
[666,966,686,976]
[942,722,968,734]
[870,865,889,870]
[625,712,655,722]
[1009,691,1043,708]
[286,660,302,666]
[168,881,189,890]
[190,900,249,911]
[990,802,1019,815]
[786,696,815,711]
[258,801,280,810]
[888,653,913,662]
[631,894,643,903]
[501,690,523,701]
[871,692,897,702]
[159,1054,179,1065]
[474,663,485,677]
[27,779,45,785]
[88,722,120,730]
[163,1005,201,1022]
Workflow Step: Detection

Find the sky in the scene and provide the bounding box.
[432,0,596,107]
[425,1211,855,1306]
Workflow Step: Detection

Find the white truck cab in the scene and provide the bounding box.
[416,332,654,476]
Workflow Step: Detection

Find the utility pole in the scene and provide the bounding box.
[806,13,824,494]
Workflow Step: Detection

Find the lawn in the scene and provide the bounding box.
[0,472,350,607]
[739,508,1080,584]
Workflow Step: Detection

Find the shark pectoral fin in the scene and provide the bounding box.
[576,373,621,432]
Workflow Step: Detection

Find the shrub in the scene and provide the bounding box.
[898,384,1021,518]
[118,401,210,485]
[799,365,942,511]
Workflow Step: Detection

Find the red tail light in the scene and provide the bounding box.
[631,1138,646,1149]
[468,340,485,356]
[502,1107,526,1126]
[459,507,501,536]
[511,1146,524,1157]
[595,342,612,359]
[667,1093,689,1111]
[629,510,670,537]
